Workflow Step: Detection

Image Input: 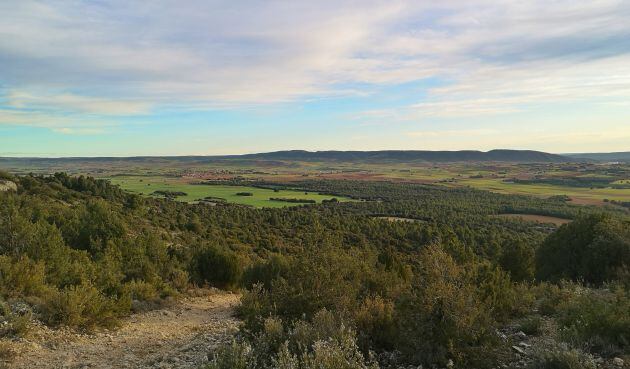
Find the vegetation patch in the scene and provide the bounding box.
[496,214,571,226]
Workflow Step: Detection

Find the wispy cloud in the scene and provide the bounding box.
[1,0,630,138]
[51,127,106,135]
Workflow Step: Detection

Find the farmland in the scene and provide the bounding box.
[108,176,349,207]
[2,154,629,206]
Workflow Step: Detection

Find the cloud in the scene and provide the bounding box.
[51,127,106,135]
[406,129,498,138]
[1,0,630,128]
[7,91,151,115]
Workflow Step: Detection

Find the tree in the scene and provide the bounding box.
[536,215,630,285]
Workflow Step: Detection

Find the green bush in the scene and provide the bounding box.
[242,254,290,290]
[528,346,596,369]
[0,312,32,339]
[394,245,501,368]
[556,286,630,356]
[518,315,543,336]
[206,340,254,369]
[0,169,14,181]
[536,215,630,285]
[500,241,535,282]
[0,256,49,298]
[123,280,159,301]
[40,283,129,330]
[193,247,243,290]
[206,310,379,369]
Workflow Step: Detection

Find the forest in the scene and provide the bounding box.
[0,170,628,369]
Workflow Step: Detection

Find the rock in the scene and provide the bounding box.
[518,342,531,348]
[613,357,624,367]
[514,331,527,340]
[512,345,527,355]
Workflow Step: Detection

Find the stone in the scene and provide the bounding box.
[613,357,624,367]
[514,331,527,340]
[512,345,527,355]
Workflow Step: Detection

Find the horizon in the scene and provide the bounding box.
[2,1,630,156]
[0,148,627,159]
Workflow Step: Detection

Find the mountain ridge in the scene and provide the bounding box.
[0,149,570,163]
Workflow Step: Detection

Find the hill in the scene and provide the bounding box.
[0,149,569,166]
[232,149,569,162]
[565,152,630,162]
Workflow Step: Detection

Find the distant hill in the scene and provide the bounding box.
[0,149,571,166]
[229,149,569,163]
[564,152,630,162]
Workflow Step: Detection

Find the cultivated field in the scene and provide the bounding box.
[109,176,349,207]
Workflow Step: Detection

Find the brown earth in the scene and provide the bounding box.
[2,292,240,369]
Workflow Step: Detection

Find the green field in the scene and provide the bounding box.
[109,176,350,207]
[456,178,630,201]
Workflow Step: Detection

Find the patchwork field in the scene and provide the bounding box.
[455,177,630,202]
[2,156,629,206]
[109,176,349,207]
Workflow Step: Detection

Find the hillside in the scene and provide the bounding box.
[234,149,570,162]
[565,152,630,162]
[0,149,570,168]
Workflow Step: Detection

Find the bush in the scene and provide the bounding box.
[394,245,501,368]
[0,340,16,362]
[0,256,49,298]
[206,340,254,369]
[354,296,396,351]
[556,286,630,356]
[206,310,379,369]
[536,215,630,285]
[519,315,543,336]
[123,280,159,301]
[193,247,243,290]
[40,283,129,330]
[0,312,32,339]
[528,346,596,369]
[500,241,535,282]
[242,255,290,290]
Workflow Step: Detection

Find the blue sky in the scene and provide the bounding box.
[1,0,629,156]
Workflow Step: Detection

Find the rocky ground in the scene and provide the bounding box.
[0,291,240,369]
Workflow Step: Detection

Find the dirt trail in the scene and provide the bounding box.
[5,292,240,369]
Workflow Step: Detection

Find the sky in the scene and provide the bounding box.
[1,0,630,157]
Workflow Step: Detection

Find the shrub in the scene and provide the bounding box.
[0,256,49,298]
[528,346,596,369]
[394,245,500,368]
[242,255,290,290]
[0,169,14,181]
[40,283,129,330]
[206,340,254,369]
[519,315,543,336]
[536,215,630,285]
[354,295,396,352]
[123,280,159,301]
[556,286,630,356]
[206,310,379,369]
[0,312,32,339]
[534,282,580,317]
[500,241,535,282]
[193,247,243,290]
[0,340,16,362]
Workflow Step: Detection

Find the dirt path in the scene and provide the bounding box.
[5,292,240,369]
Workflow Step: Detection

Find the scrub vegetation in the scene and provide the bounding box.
[0,169,628,369]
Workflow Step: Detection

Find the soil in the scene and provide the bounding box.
[2,292,240,369]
